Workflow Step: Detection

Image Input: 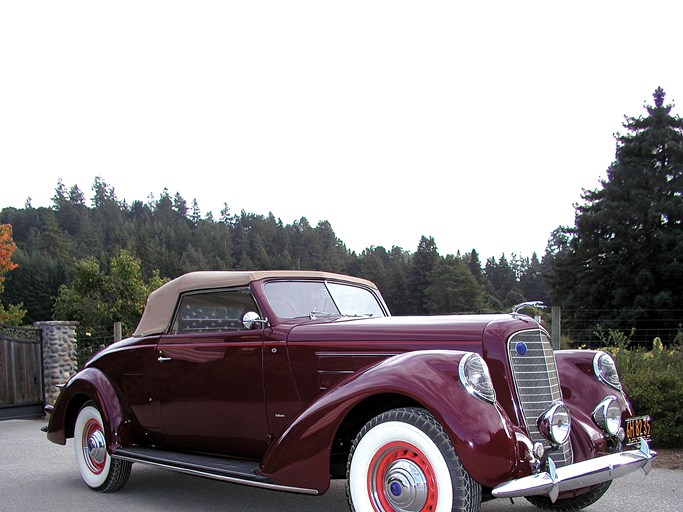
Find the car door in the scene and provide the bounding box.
[154,287,269,459]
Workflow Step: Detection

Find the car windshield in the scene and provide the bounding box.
[263,281,386,319]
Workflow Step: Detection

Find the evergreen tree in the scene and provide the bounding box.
[407,236,439,314]
[314,220,347,272]
[190,199,202,224]
[2,247,64,323]
[1,176,558,323]
[359,246,390,295]
[220,202,233,225]
[383,246,411,315]
[466,249,483,284]
[484,254,523,308]
[172,193,187,217]
[518,253,549,304]
[464,250,502,311]
[425,255,485,314]
[546,88,683,342]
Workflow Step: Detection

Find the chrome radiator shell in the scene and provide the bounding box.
[508,330,573,466]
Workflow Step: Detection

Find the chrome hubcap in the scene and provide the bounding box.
[382,459,428,512]
[86,429,106,466]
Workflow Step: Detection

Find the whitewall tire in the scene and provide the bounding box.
[346,408,480,512]
[73,401,131,492]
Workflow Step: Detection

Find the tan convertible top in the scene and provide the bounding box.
[133,270,378,337]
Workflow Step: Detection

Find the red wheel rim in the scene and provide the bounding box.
[81,417,106,474]
[367,441,438,511]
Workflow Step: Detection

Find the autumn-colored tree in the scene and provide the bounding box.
[0,224,27,325]
[0,224,18,286]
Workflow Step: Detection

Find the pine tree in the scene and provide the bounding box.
[484,254,523,308]
[546,87,683,342]
[425,255,484,314]
[518,254,549,304]
[407,236,439,314]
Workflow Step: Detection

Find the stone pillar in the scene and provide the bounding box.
[34,321,78,406]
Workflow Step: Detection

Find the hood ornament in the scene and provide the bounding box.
[511,301,546,315]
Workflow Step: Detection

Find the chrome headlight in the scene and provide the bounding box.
[593,351,622,391]
[537,402,571,445]
[459,353,496,404]
[592,396,622,436]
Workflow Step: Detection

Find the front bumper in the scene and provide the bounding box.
[492,440,656,503]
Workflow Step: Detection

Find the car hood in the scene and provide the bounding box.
[285,314,521,344]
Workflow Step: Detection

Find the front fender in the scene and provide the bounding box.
[261,350,518,492]
[46,367,130,451]
[556,350,634,462]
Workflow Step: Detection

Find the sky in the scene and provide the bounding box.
[1,2,681,262]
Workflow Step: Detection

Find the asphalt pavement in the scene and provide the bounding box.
[1,418,680,512]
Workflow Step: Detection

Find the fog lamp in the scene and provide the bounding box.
[617,427,626,443]
[593,396,622,436]
[537,402,571,445]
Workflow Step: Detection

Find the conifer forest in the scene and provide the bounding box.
[1,88,681,349]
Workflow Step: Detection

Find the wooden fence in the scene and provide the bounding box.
[0,325,44,420]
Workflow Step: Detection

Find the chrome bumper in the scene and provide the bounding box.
[492,440,656,503]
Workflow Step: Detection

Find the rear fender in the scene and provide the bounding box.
[261,350,518,492]
[46,367,130,451]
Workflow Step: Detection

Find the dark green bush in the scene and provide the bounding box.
[621,368,683,448]
[603,340,683,448]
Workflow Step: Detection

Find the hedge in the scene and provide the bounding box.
[602,338,683,448]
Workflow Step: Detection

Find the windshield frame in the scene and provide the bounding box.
[261,279,388,320]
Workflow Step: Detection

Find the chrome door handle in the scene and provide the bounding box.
[157,356,172,362]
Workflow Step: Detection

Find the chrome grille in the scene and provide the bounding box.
[508,330,573,467]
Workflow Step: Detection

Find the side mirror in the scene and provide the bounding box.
[243,311,267,330]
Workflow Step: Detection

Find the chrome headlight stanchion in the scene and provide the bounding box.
[535,401,571,481]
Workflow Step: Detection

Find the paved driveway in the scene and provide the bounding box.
[1,419,680,512]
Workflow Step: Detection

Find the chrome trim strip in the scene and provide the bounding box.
[315,352,400,357]
[492,440,656,501]
[111,454,319,495]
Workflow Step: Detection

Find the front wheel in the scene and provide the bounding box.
[526,481,611,511]
[73,401,131,492]
[346,407,481,512]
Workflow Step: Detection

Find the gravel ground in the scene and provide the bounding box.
[1,419,680,512]
[653,448,683,470]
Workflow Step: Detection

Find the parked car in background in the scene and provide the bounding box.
[46,271,655,512]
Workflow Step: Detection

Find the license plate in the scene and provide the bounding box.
[624,416,652,445]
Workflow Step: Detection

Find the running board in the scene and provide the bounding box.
[112,446,318,495]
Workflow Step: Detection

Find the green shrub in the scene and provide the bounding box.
[621,368,683,448]
[602,340,683,448]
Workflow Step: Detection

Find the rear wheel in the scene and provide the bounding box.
[73,401,131,492]
[346,407,481,512]
[526,481,611,511]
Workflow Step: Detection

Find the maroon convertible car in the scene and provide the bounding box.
[46,271,655,512]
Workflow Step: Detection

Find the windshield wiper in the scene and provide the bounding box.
[309,308,333,320]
